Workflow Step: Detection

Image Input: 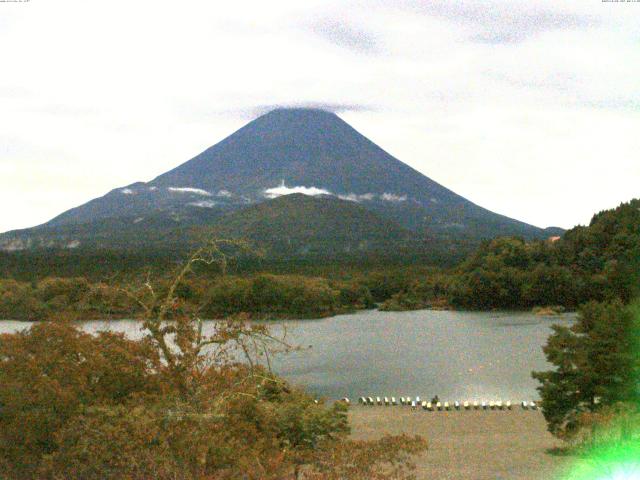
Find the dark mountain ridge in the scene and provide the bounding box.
[1,108,560,256]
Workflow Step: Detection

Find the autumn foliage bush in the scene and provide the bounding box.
[0,277,140,321]
[0,322,162,478]
[0,242,426,479]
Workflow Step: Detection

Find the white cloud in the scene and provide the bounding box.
[264,182,331,199]
[187,200,217,208]
[381,193,407,202]
[120,188,134,195]
[216,189,233,197]
[168,187,212,196]
[338,193,375,202]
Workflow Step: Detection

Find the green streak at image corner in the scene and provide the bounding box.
[561,440,640,480]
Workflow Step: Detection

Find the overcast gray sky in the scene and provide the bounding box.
[1,0,638,233]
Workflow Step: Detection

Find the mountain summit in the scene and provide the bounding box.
[1,108,558,254]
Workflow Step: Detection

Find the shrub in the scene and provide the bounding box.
[202,275,342,318]
[0,322,161,478]
[0,279,45,320]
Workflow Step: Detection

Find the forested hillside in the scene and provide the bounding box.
[382,199,640,311]
[1,199,636,320]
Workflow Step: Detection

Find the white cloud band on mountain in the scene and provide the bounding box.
[263,186,408,203]
[263,183,331,199]
[381,193,407,202]
[187,200,217,208]
[168,187,212,196]
[338,193,375,202]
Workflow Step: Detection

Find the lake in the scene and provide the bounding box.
[0,309,573,402]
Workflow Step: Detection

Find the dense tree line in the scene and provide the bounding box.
[0,246,461,282]
[1,199,637,320]
[381,199,640,311]
[0,248,181,281]
[527,201,640,451]
[0,274,374,321]
[202,274,374,318]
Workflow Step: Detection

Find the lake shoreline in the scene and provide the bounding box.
[0,306,577,323]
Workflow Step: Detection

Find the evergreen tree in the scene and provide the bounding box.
[532,300,640,439]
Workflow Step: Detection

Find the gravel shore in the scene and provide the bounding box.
[348,405,572,480]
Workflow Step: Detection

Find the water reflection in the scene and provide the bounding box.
[0,309,573,401]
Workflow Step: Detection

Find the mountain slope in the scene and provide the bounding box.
[1,108,559,255]
[211,193,414,257]
[0,194,421,258]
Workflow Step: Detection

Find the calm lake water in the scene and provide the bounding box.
[0,309,573,402]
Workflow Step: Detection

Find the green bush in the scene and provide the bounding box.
[37,277,90,304]
[0,280,45,320]
[201,275,344,318]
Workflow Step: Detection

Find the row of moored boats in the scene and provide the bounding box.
[340,397,538,410]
